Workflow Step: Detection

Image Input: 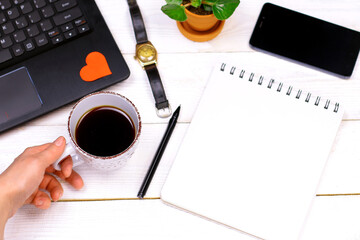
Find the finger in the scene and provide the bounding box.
[31,190,52,210]
[60,156,73,178]
[46,158,84,190]
[37,136,66,167]
[50,168,67,180]
[29,143,51,153]
[64,170,84,190]
[45,165,56,174]
[47,156,73,179]
[20,143,51,157]
[52,170,84,189]
[39,174,63,201]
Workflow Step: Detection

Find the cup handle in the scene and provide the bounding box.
[53,143,84,171]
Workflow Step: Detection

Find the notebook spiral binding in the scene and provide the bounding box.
[221,63,340,113]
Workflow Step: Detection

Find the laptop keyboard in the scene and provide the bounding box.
[0,0,90,67]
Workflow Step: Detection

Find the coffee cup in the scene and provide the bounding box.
[53,91,141,171]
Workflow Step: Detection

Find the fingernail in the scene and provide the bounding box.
[54,137,64,146]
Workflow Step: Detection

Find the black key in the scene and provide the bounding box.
[64,28,76,39]
[55,0,77,12]
[0,49,12,63]
[41,5,54,18]
[0,0,11,10]
[12,44,24,56]
[13,0,25,4]
[60,22,73,32]
[15,16,28,29]
[0,12,6,24]
[53,7,82,26]
[2,22,15,34]
[13,30,26,42]
[78,24,89,34]
[74,17,86,26]
[26,24,39,37]
[47,27,59,37]
[0,36,13,48]
[48,0,57,3]
[28,11,41,23]
[51,34,63,44]
[35,33,48,46]
[24,39,35,51]
[20,2,33,14]
[7,7,20,19]
[33,0,46,8]
[39,19,52,31]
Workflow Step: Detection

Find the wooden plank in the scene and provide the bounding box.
[5,196,360,240]
[302,196,360,240]
[4,200,251,240]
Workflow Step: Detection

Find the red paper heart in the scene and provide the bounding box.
[80,52,112,82]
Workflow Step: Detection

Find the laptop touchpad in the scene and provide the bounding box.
[0,67,42,125]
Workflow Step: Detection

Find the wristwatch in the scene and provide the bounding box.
[127,0,172,118]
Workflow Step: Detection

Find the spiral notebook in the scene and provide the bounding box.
[161,63,344,240]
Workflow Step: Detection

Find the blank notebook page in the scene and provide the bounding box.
[161,63,344,240]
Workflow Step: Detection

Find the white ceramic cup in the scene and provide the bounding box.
[53,91,141,171]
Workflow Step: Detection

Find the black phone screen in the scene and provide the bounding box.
[249,3,360,77]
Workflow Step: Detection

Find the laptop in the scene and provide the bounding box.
[0,0,130,133]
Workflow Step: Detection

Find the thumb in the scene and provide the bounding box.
[37,136,66,167]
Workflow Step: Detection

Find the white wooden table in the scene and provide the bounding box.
[2,0,360,239]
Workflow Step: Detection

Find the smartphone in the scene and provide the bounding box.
[249,3,360,77]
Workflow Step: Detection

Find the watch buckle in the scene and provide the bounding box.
[156,105,172,118]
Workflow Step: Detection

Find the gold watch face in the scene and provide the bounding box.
[136,43,157,63]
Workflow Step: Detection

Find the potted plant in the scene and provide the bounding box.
[161,0,240,42]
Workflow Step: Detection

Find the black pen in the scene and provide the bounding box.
[137,105,181,199]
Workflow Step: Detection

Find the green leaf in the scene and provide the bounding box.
[203,0,240,20]
[212,0,240,20]
[165,0,182,4]
[161,4,187,22]
[191,0,201,7]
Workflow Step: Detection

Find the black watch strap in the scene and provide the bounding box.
[144,64,170,112]
[127,0,171,117]
[127,0,148,44]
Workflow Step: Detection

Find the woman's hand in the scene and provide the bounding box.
[0,136,84,220]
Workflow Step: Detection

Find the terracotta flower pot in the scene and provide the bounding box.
[184,8,218,32]
[176,8,225,42]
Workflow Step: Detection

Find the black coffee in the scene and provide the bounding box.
[75,106,135,157]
